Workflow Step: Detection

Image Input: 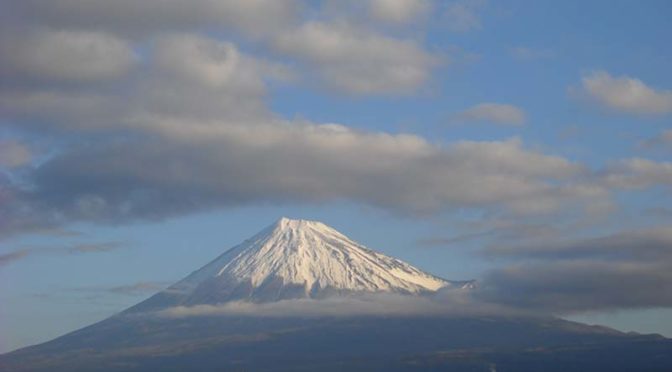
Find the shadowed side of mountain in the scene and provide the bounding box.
[0,315,669,372]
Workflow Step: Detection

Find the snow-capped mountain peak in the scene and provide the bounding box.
[134,218,471,309]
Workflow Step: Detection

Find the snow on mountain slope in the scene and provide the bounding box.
[134,218,472,309]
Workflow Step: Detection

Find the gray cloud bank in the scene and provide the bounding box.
[479,227,672,313]
[0,24,617,236]
[2,0,671,239]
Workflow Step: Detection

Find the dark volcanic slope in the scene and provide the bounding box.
[1,314,670,372]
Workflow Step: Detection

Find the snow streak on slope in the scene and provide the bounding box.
[135,218,471,308]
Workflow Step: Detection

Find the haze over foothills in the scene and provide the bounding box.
[0,0,671,355]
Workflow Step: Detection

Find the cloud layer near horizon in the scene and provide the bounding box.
[156,291,524,319]
[480,227,672,313]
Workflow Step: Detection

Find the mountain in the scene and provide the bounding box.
[1,218,670,372]
[130,217,472,312]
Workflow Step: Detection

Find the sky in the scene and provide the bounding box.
[1,0,672,353]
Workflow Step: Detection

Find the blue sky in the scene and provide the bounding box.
[1,0,672,353]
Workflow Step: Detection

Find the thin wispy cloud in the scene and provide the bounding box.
[0,249,31,267]
[416,231,494,247]
[0,241,125,267]
[30,281,171,307]
[68,242,125,254]
[453,103,527,126]
[106,281,169,295]
[443,0,487,32]
[509,46,556,61]
[61,281,170,296]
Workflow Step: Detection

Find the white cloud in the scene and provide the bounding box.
[157,292,520,318]
[153,35,244,88]
[0,34,287,129]
[368,0,430,23]
[152,34,291,91]
[159,296,443,318]
[444,0,486,32]
[454,103,526,126]
[136,34,291,122]
[273,21,438,94]
[0,30,136,81]
[580,71,672,115]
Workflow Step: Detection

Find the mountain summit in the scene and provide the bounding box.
[133,217,471,310]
